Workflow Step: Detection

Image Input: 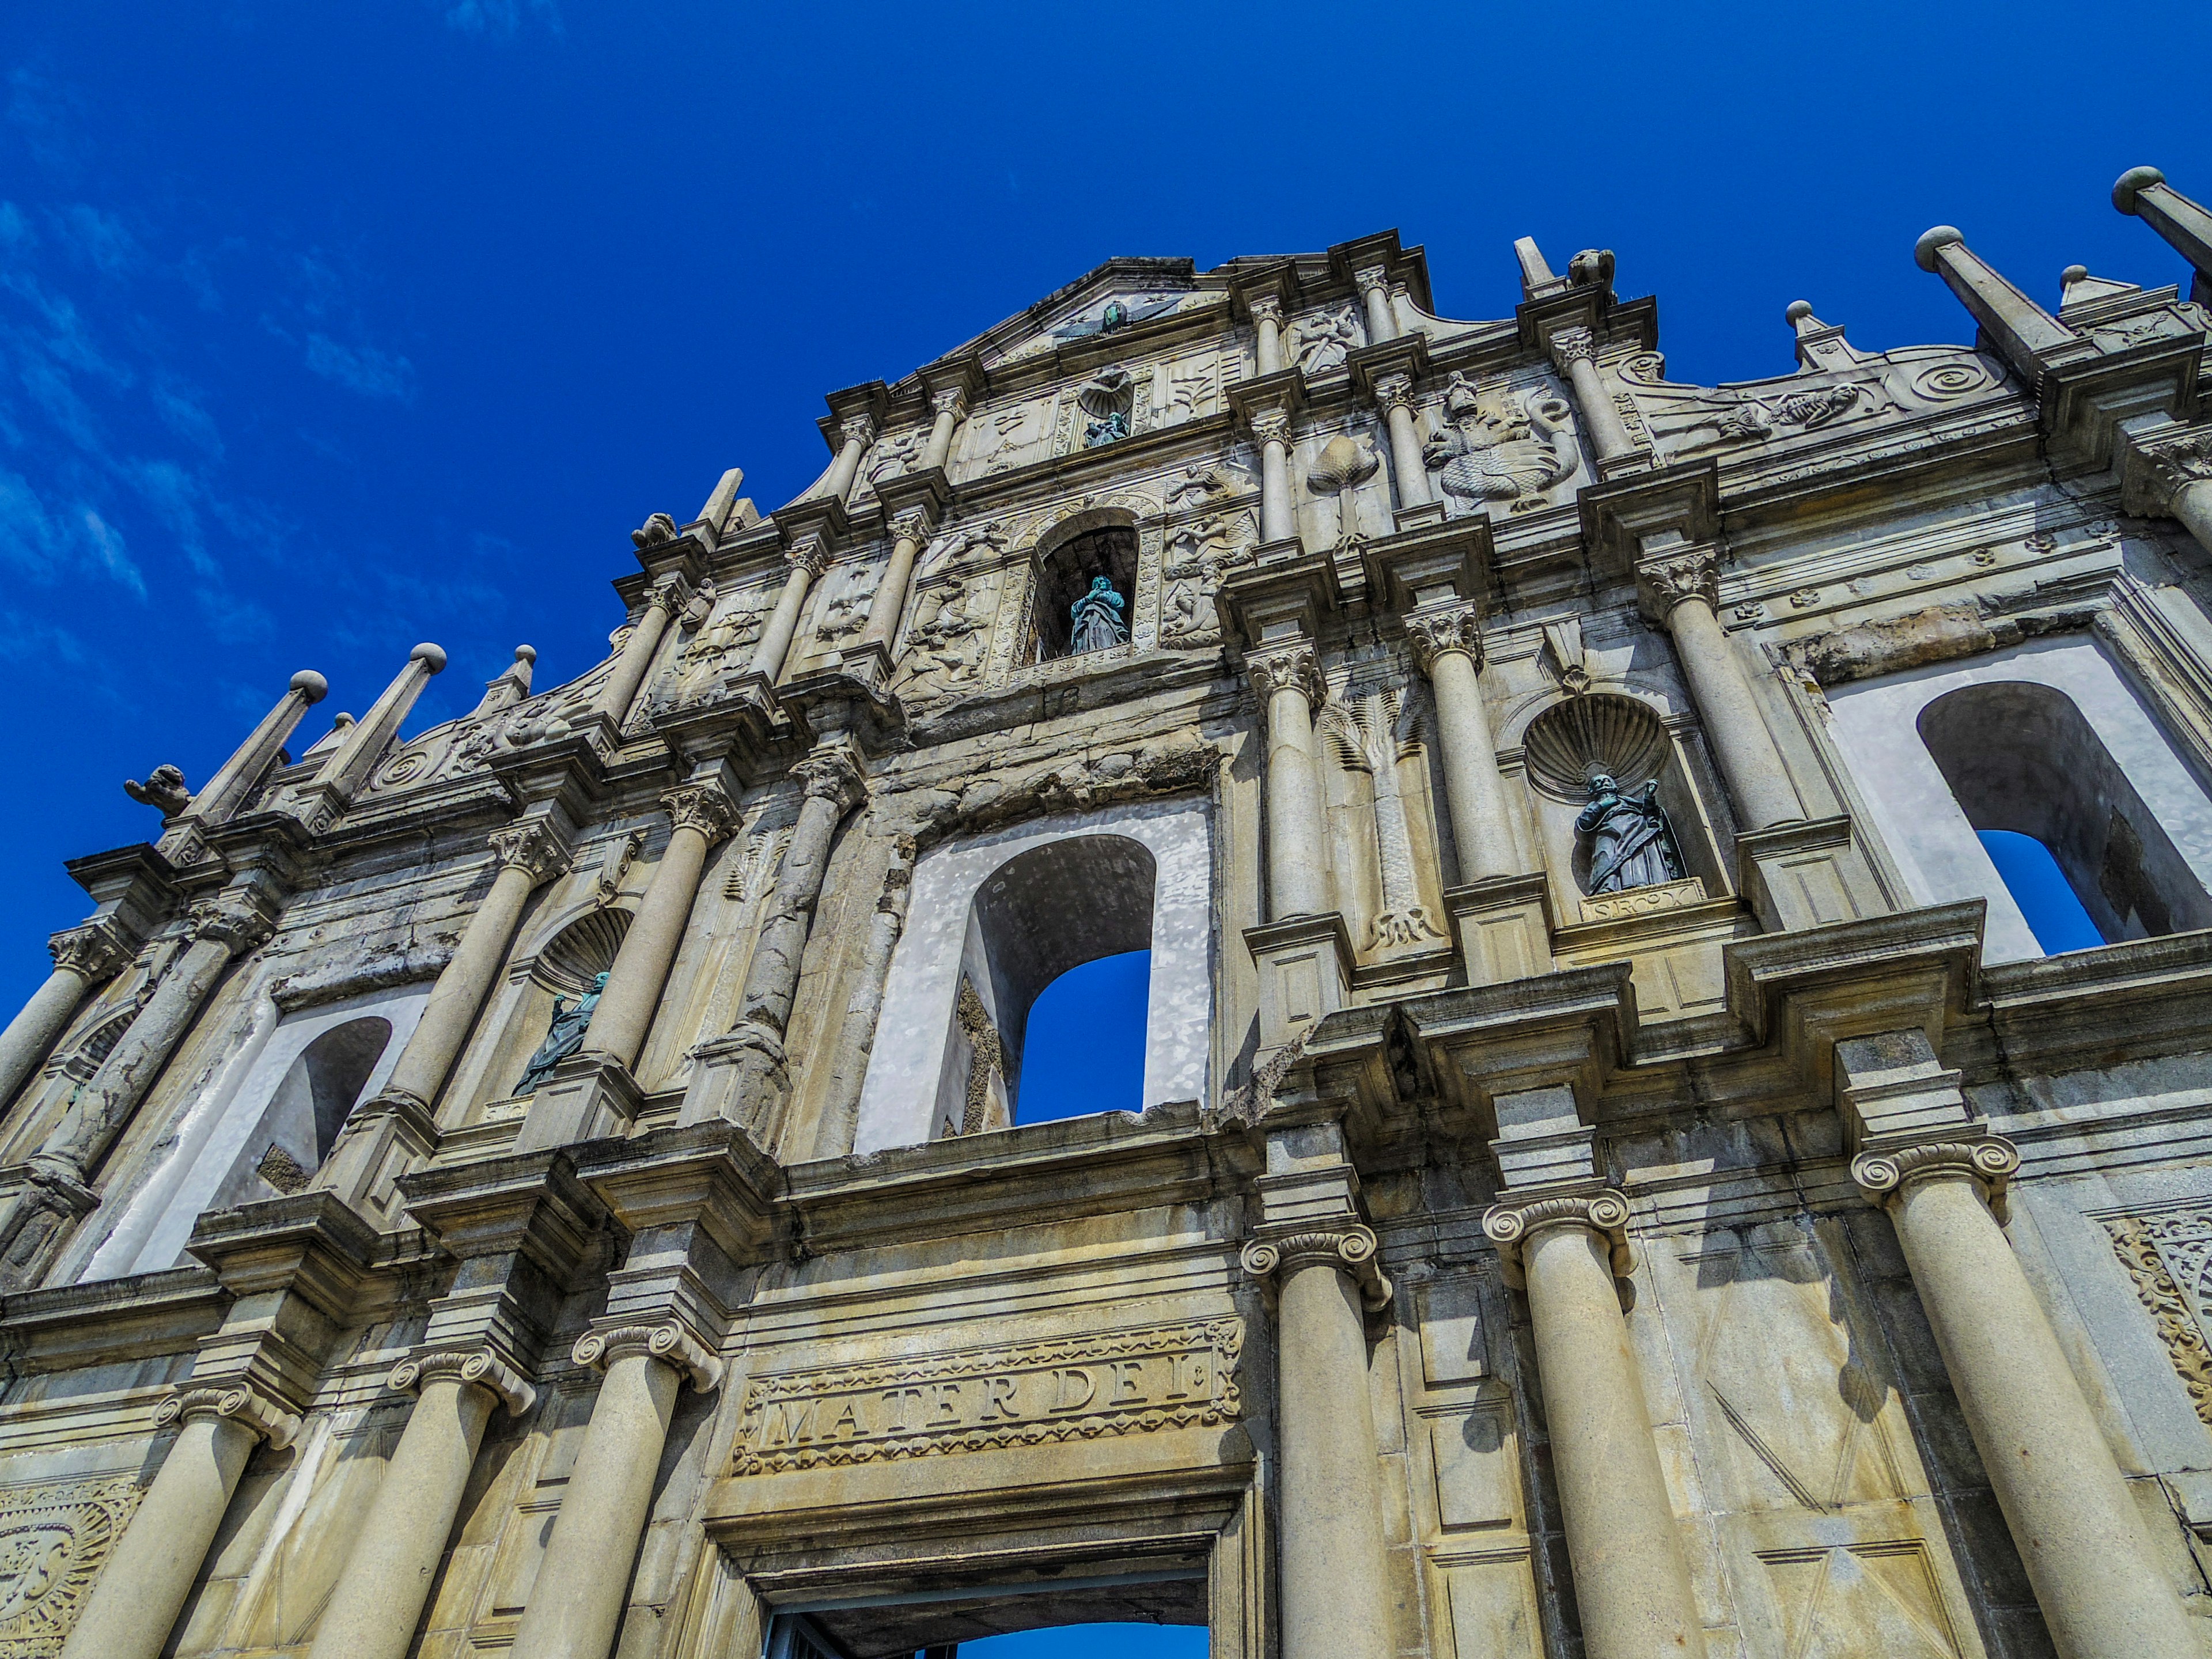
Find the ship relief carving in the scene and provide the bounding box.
[0,1474,144,1656]
[734,1317,1243,1474]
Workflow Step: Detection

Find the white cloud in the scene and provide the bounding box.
[304,332,416,401]
[441,0,564,37]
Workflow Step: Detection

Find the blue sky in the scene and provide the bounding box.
[1,1,2208,1021]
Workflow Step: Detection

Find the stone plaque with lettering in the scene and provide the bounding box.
[734,1317,1243,1474]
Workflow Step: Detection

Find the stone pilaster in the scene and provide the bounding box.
[813,833,915,1157]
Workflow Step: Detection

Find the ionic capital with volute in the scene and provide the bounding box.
[1403,601,1483,675]
[1851,1135,2021,1219]
[572,1317,723,1392]
[486,820,571,886]
[1241,1222,1393,1312]
[1245,641,1324,706]
[154,1379,301,1449]
[1482,1185,1635,1286]
[792,741,868,813]
[1635,544,1721,619]
[48,919,132,983]
[660,781,741,846]
[390,1347,538,1416]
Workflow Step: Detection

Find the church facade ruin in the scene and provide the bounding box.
[6,168,2212,1659]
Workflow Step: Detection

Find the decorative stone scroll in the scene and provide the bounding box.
[733,1316,1244,1475]
[2104,1207,2212,1427]
[0,1474,144,1656]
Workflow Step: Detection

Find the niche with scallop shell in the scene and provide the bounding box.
[1518,692,1730,902]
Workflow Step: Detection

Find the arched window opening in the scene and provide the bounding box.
[937,835,1156,1137]
[233,1016,393,1198]
[1014,950,1151,1123]
[1978,829,2103,955]
[1917,681,2212,948]
[1032,525,1137,662]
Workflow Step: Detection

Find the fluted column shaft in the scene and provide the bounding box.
[306,1373,499,1659]
[1249,646,1328,920]
[582,786,735,1072]
[1641,551,1801,830]
[1266,1240,1393,1659]
[381,825,567,1112]
[60,1395,289,1659]
[861,513,927,650]
[592,588,678,726]
[1497,1203,1706,1659]
[192,669,328,824]
[1407,610,1517,879]
[1859,1143,2197,1659]
[748,542,826,684]
[510,1349,685,1659]
[0,923,130,1109]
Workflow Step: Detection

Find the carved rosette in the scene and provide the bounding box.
[47,921,131,984]
[1850,1135,2021,1218]
[1403,601,1483,675]
[487,820,570,887]
[187,895,278,959]
[1245,642,1324,709]
[573,1319,724,1392]
[391,1348,537,1416]
[793,743,867,813]
[1547,325,1597,369]
[153,1381,301,1448]
[661,782,740,847]
[1241,1224,1394,1312]
[1482,1187,1635,1284]
[1636,547,1721,620]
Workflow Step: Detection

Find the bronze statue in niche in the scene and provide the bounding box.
[1578,772,1684,893]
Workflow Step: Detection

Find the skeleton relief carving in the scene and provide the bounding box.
[1319,684,1445,949]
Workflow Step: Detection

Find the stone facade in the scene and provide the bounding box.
[5,169,2212,1659]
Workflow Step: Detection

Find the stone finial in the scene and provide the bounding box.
[1914,226,2093,378]
[2112,165,2212,300]
[290,670,329,702]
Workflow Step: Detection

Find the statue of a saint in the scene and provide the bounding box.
[1577,772,1684,894]
[1085,409,1130,447]
[513,971,608,1096]
[1068,576,1128,654]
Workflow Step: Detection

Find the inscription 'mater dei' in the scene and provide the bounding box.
[735,1319,1243,1474]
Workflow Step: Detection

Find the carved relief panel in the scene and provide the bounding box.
[1419,369,1588,522]
[0,1474,143,1656]
[2103,1205,2212,1426]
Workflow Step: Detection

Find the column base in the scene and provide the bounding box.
[514,1055,643,1153]
[1735,813,1886,933]
[1244,914,1356,1060]
[675,1021,788,1136]
[1443,873,1556,986]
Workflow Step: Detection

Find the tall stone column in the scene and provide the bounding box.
[1547,328,1637,467]
[1638,547,1802,830]
[921,387,967,471]
[1353,264,1396,344]
[747,535,829,685]
[509,1322,721,1659]
[1484,1189,1707,1659]
[860,509,930,650]
[0,921,131,1110]
[377,821,569,1114]
[1404,603,1518,880]
[1255,408,1297,543]
[591,583,681,728]
[1248,643,1330,919]
[822,413,877,504]
[580,782,738,1073]
[188,669,329,826]
[1251,294,1286,376]
[2134,435,2212,559]
[1373,372,1431,512]
[305,1354,533,1659]
[814,833,915,1157]
[1241,1226,1395,1659]
[59,1384,298,1659]
[685,741,864,1131]
[1854,1140,2197,1658]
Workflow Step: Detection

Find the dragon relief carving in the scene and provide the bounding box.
[1421,373,1582,516]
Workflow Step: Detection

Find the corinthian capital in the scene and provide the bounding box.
[785,533,830,579]
[1403,601,1482,675]
[1850,1135,2021,1219]
[1354,264,1390,302]
[661,782,741,846]
[48,920,131,983]
[839,413,878,451]
[1245,642,1323,707]
[1371,369,1418,414]
[1241,1223,1393,1311]
[792,742,867,812]
[1547,325,1597,368]
[573,1317,723,1392]
[188,894,277,957]
[2143,433,2212,511]
[1635,546,1721,619]
[486,820,571,885]
[930,385,969,422]
[1482,1185,1634,1284]
[888,507,931,548]
[154,1380,301,1448]
[1248,407,1293,448]
[1248,293,1284,328]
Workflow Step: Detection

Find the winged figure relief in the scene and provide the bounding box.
[1421,374,1581,515]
